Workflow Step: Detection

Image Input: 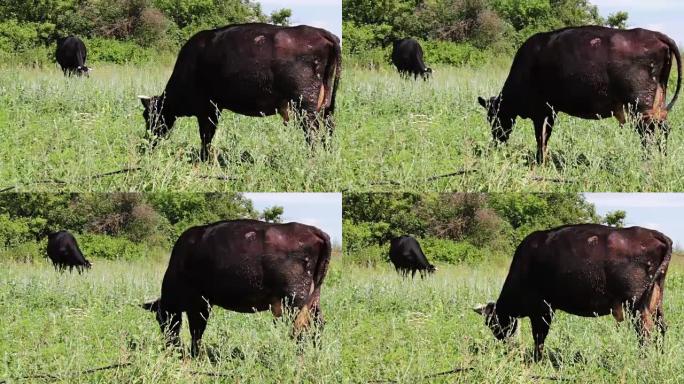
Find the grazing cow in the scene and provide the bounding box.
[46,231,92,273]
[142,219,332,357]
[389,235,436,278]
[474,224,672,361]
[391,39,432,80]
[138,23,341,161]
[478,26,681,163]
[55,36,90,76]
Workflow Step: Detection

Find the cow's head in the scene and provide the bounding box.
[138,95,175,139]
[76,66,90,77]
[478,96,514,143]
[422,67,433,79]
[142,299,167,331]
[473,302,517,341]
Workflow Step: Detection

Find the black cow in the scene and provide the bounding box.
[55,36,90,77]
[478,26,681,163]
[389,235,436,278]
[138,23,341,161]
[391,39,432,80]
[46,230,92,273]
[474,224,672,361]
[142,219,332,357]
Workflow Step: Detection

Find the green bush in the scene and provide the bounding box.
[419,237,487,265]
[0,241,42,263]
[344,244,388,268]
[0,19,54,52]
[77,233,150,261]
[85,37,158,64]
[421,40,490,67]
[0,214,46,249]
[343,219,391,253]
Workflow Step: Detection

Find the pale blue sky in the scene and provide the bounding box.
[585,193,684,249]
[593,0,684,44]
[244,193,342,245]
[260,0,341,39]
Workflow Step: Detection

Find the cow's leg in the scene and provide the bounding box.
[656,301,667,340]
[411,269,417,279]
[530,311,553,362]
[197,111,218,162]
[187,305,211,358]
[533,116,554,164]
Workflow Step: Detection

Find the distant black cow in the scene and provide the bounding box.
[478,26,681,163]
[142,219,332,357]
[46,231,92,273]
[391,39,432,80]
[138,23,341,161]
[55,36,90,77]
[474,224,672,361]
[389,235,436,278]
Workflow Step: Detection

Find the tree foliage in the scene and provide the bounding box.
[343,0,628,64]
[344,193,609,264]
[0,0,291,60]
[0,193,266,261]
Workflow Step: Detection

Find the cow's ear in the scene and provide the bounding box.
[477,96,487,109]
[473,302,494,316]
[141,299,159,312]
[138,95,152,109]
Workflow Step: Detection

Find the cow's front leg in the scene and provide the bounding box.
[197,111,219,162]
[530,310,553,362]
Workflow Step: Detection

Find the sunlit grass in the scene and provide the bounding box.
[0,257,344,383]
[339,259,684,382]
[0,64,341,191]
[338,63,684,191]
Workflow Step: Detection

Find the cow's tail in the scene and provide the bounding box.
[321,31,341,116]
[293,228,332,336]
[642,232,672,312]
[659,34,682,111]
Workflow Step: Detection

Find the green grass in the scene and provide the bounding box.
[338,63,684,191]
[339,259,684,383]
[0,64,342,191]
[0,257,344,383]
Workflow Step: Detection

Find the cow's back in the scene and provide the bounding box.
[163,23,338,117]
[161,220,328,312]
[503,224,671,316]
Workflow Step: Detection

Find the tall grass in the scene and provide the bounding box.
[0,258,344,382]
[338,63,684,191]
[0,64,342,191]
[339,259,684,382]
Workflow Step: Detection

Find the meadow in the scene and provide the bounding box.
[0,256,344,383]
[0,64,342,192]
[340,259,684,383]
[338,63,684,192]
[4,249,684,382]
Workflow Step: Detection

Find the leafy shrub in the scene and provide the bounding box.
[85,37,157,64]
[0,19,54,52]
[421,40,489,66]
[0,214,46,248]
[419,237,487,264]
[78,233,150,261]
[0,241,42,263]
[344,244,388,268]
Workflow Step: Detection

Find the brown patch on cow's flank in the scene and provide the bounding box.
[270,300,283,318]
[292,304,311,338]
[316,84,326,111]
[647,84,668,120]
[648,282,662,312]
[612,304,624,322]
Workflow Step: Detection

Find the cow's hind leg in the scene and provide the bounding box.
[533,116,554,164]
[197,111,219,162]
